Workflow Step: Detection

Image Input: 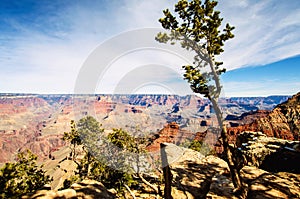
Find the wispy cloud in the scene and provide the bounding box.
[0,0,299,95]
[218,0,300,69]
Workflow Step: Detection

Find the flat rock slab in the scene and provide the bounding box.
[241,166,300,199]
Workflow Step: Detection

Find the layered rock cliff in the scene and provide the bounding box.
[0,93,292,163]
[228,92,300,142]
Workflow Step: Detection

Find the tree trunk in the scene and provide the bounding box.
[221,126,242,189]
[87,152,92,178]
[160,143,173,199]
[210,97,242,190]
[72,142,76,161]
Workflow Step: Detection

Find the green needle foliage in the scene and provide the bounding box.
[156,0,234,99]
[0,150,52,198]
[108,128,137,152]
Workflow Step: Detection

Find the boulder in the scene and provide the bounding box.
[163,143,233,198]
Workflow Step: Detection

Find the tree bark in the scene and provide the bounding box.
[160,143,173,199]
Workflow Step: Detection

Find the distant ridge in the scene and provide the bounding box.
[0,92,291,98]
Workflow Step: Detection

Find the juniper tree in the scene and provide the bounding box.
[76,116,104,178]
[0,150,52,198]
[63,117,137,196]
[156,0,243,191]
[63,120,82,161]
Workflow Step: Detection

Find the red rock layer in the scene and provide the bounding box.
[227,92,300,143]
[146,122,197,152]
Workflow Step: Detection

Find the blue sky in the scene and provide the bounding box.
[1,0,300,97]
[222,55,300,96]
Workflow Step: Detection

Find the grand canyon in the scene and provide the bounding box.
[1,92,299,198]
[0,93,292,163]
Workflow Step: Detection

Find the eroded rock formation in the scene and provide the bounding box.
[236,131,300,173]
[228,92,300,142]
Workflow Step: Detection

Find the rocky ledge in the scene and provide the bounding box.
[236,131,300,173]
[23,132,300,199]
[164,138,300,199]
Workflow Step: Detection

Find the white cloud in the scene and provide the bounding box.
[1,0,299,95]
[218,0,300,69]
[114,0,177,29]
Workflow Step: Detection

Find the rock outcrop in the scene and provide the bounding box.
[227,92,300,143]
[236,131,300,173]
[163,142,300,199]
[21,135,300,199]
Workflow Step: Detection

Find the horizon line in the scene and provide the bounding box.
[0,92,293,98]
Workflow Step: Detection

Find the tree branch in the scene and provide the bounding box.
[138,173,159,194]
[124,184,136,199]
